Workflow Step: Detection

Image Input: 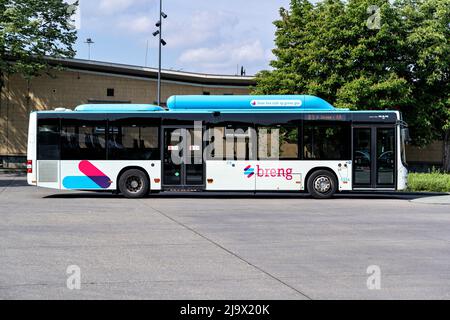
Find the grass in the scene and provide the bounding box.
[407,171,450,193]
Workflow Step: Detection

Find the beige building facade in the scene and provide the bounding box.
[0,58,253,167]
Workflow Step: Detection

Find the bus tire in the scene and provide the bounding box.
[118,169,150,199]
[307,170,337,199]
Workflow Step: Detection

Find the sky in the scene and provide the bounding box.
[70,0,292,76]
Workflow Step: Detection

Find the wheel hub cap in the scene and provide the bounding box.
[314,176,331,193]
[126,176,143,193]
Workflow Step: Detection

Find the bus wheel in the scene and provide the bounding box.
[307,170,337,199]
[118,169,149,199]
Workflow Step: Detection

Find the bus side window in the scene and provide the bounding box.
[257,126,298,160]
[37,119,60,160]
[205,125,257,161]
[303,121,351,160]
[205,127,225,160]
[224,125,256,160]
[60,121,107,160]
[108,122,159,160]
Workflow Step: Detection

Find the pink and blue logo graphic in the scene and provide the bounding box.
[244,165,254,178]
[63,161,112,189]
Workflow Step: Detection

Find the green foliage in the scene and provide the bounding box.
[0,0,78,82]
[407,171,450,192]
[255,0,450,150]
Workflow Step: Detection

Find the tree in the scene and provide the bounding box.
[254,0,450,171]
[398,0,450,170]
[0,0,78,99]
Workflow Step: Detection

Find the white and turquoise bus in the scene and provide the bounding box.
[27,95,408,198]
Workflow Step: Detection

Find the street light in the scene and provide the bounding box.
[84,38,94,60]
[153,0,167,107]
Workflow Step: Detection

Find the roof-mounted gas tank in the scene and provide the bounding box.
[167,95,336,111]
[74,104,164,112]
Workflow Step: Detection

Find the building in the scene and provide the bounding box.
[0,57,443,170]
[0,58,254,168]
[405,141,443,172]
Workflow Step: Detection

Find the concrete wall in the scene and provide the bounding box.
[0,69,250,167]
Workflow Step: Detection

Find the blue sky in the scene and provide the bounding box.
[71,0,291,75]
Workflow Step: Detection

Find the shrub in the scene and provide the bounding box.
[407,171,450,193]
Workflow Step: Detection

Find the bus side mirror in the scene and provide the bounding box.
[401,128,411,144]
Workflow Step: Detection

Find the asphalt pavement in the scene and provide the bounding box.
[1,174,450,299]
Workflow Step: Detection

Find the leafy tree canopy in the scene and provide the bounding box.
[0,0,78,83]
[254,0,449,168]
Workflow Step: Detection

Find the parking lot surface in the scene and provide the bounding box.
[1,174,450,299]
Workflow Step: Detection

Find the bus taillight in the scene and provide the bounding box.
[27,160,32,173]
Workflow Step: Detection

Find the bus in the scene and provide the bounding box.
[27,95,409,199]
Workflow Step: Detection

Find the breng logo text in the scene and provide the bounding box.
[244,165,293,181]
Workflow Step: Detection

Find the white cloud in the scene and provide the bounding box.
[114,10,242,51]
[178,40,266,74]
[98,0,139,15]
[118,15,152,33]
[165,10,239,48]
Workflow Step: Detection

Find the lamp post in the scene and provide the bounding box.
[153,0,167,107]
[85,38,94,60]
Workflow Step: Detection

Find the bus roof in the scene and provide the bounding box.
[35,95,399,115]
[72,95,339,113]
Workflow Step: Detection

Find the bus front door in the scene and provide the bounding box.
[162,127,204,189]
[353,126,396,189]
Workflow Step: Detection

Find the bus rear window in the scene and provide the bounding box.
[37,119,60,160]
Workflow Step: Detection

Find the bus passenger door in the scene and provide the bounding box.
[353,126,396,189]
[162,127,204,189]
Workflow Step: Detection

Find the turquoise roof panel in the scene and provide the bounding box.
[75,104,164,112]
[167,95,336,111]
